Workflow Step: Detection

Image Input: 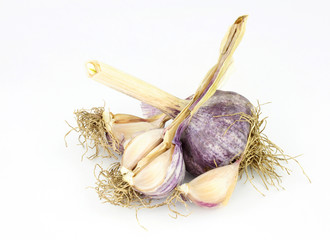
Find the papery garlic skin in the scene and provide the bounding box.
[178,161,240,207]
[140,102,163,119]
[181,91,251,177]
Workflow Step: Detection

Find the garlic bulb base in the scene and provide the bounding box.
[71,107,122,160]
[120,167,134,185]
[178,184,189,196]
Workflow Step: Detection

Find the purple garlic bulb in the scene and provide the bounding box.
[181,90,251,177]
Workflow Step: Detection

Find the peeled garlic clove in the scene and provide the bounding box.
[178,161,240,207]
[121,128,164,170]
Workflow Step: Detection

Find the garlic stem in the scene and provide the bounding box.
[86,61,187,118]
[87,16,247,119]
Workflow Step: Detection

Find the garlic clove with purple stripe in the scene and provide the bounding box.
[118,112,188,199]
[178,160,240,207]
[132,147,173,192]
[121,144,185,198]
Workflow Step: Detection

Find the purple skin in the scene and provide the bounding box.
[141,102,162,118]
[105,132,124,153]
[145,144,185,199]
[181,90,251,177]
[195,201,218,208]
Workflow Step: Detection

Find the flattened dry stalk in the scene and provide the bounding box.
[215,103,310,193]
[87,61,186,118]
[73,107,122,160]
[94,163,189,217]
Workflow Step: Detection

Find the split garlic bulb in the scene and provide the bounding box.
[120,129,185,198]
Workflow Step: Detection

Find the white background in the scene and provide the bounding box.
[1,0,329,239]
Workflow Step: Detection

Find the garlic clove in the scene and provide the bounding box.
[179,161,240,207]
[102,111,166,146]
[120,144,185,199]
[144,144,186,199]
[111,117,164,145]
[121,128,164,170]
[133,147,173,193]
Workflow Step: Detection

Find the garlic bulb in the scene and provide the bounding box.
[178,161,240,207]
[181,90,251,176]
[116,18,244,197]
[86,16,248,170]
[92,16,249,208]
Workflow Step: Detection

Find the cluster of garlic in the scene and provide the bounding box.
[74,16,248,208]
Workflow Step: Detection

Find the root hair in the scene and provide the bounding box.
[216,103,310,193]
[94,163,190,219]
[68,107,122,160]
